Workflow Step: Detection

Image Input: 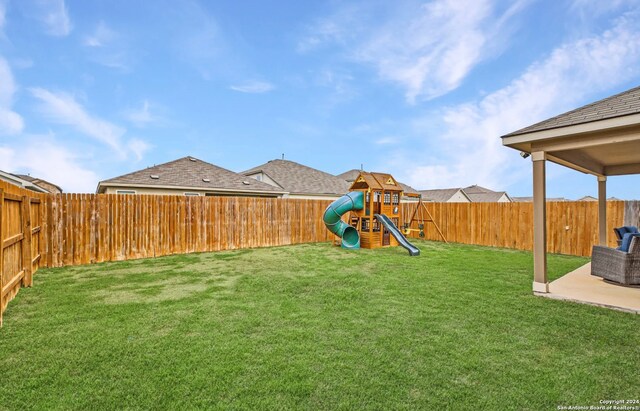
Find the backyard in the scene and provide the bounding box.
[1,240,638,410]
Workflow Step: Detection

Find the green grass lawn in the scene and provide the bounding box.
[1,241,638,410]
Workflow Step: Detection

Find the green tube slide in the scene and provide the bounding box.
[323,191,364,249]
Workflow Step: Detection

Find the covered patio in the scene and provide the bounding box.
[502,86,640,311]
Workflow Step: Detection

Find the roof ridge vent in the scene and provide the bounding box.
[188,157,197,162]
[202,178,210,183]
[242,181,251,185]
[150,175,160,179]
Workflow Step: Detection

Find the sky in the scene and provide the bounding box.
[1,0,640,199]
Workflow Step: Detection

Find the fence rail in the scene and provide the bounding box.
[0,179,633,322]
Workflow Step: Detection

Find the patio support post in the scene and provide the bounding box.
[532,151,548,293]
[597,176,607,246]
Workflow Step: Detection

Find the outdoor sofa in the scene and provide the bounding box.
[591,233,640,286]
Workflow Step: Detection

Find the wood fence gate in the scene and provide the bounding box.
[0,189,43,326]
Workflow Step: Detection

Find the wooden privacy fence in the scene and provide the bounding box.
[0,183,45,325]
[0,177,632,322]
[400,201,625,257]
[45,194,332,267]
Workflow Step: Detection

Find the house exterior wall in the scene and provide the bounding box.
[448,191,471,203]
[246,172,281,188]
[497,194,511,203]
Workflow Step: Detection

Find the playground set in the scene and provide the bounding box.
[322,171,446,256]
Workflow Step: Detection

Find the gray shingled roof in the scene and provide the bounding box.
[462,185,496,194]
[462,186,511,202]
[243,159,351,195]
[504,85,640,137]
[419,188,465,202]
[465,192,510,202]
[336,168,420,195]
[98,156,284,193]
[13,174,62,193]
[336,169,361,182]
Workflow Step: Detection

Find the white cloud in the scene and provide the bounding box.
[169,1,229,80]
[402,11,640,190]
[296,6,356,53]
[0,137,99,193]
[0,0,6,32]
[229,80,275,94]
[0,57,24,135]
[81,21,131,70]
[375,137,397,145]
[30,87,126,155]
[83,21,115,47]
[36,0,72,37]
[127,138,151,161]
[125,100,160,127]
[570,0,636,15]
[300,0,531,103]
[29,88,153,163]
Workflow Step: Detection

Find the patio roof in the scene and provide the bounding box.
[502,85,640,298]
[502,86,640,177]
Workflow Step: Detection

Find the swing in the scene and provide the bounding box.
[403,195,447,242]
[403,202,426,237]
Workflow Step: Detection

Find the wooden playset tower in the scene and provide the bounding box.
[347,171,403,249]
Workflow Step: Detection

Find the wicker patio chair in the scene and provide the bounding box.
[613,226,639,246]
[591,236,640,286]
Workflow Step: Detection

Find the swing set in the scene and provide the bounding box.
[403,194,447,243]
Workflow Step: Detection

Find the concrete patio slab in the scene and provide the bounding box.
[536,263,640,314]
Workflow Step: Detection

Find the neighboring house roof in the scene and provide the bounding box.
[503,85,640,137]
[399,182,420,196]
[462,185,495,194]
[97,156,285,194]
[242,159,350,196]
[462,185,512,203]
[419,185,511,202]
[13,174,63,193]
[335,169,361,182]
[577,195,598,201]
[336,169,420,195]
[0,169,49,193]
[419,188,471,202]
[465,191,511,203]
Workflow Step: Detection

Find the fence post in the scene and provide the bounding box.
[0,189,4,326]
[21,195,33,287]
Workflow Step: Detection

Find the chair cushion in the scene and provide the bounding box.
[623,226,639,234]
[613,227,627,240]
[619,233,640,252]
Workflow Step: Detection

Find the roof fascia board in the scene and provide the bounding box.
[502,113,640,147]
[530,128,640,152]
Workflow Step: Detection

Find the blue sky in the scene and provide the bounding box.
[1,0,640,199]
